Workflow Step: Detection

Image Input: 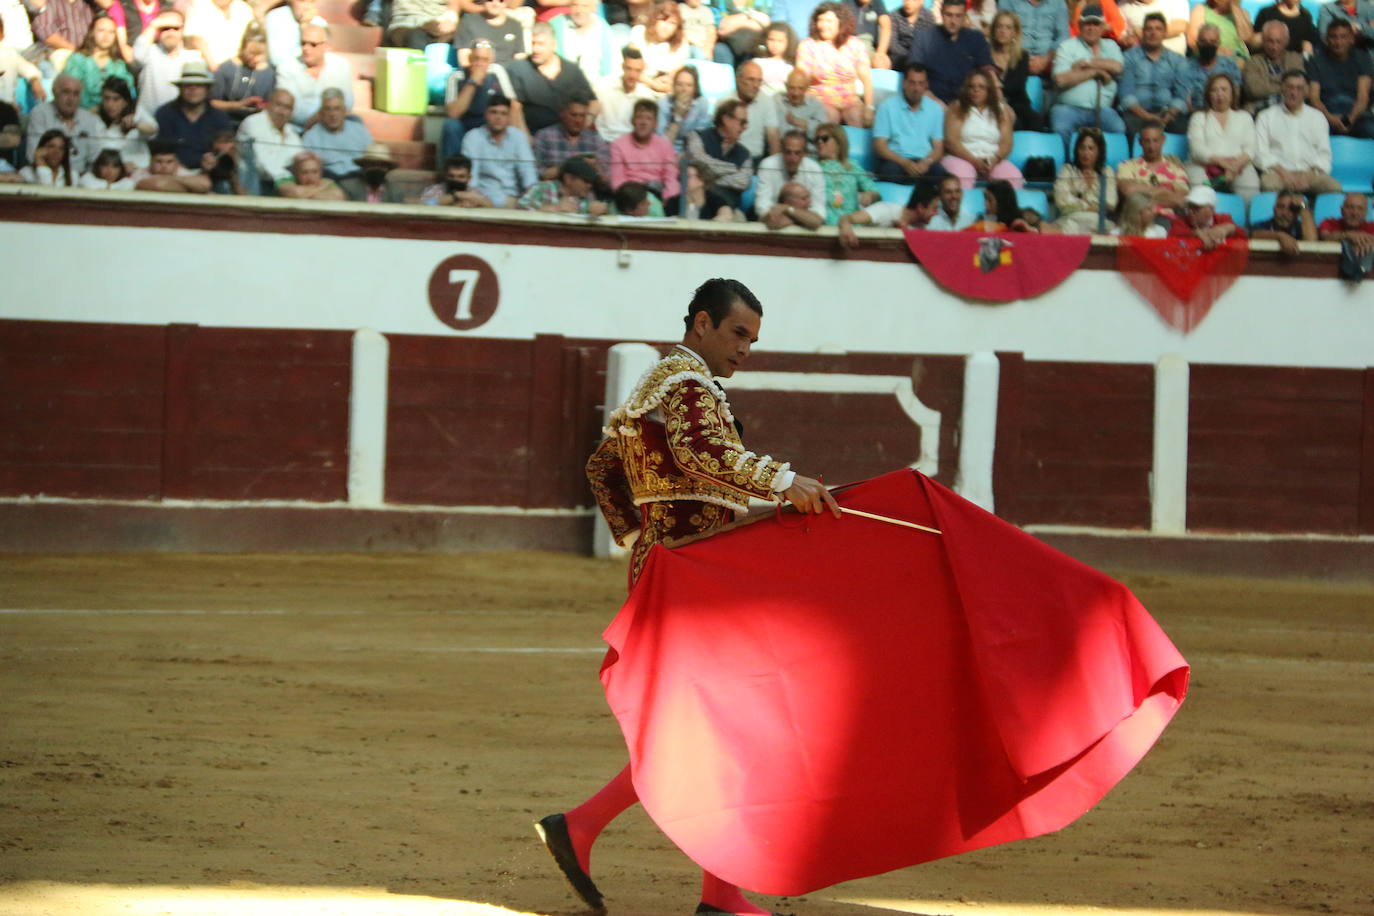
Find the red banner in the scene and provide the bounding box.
[600,470,1189,895]
[1117,236,1249,333]
[904,230,1092,302]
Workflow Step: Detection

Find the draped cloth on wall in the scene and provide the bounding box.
[1117,236,1249,333]
[903,230,1093,302]
[599,470,1189,896]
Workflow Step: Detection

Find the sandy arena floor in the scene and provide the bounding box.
[1,552,1371,916]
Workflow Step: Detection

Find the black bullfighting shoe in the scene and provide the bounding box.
[535,813,605,913]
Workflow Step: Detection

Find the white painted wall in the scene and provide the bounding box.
[3,221,1371,369]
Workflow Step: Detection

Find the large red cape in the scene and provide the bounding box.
[599,470,1188,896]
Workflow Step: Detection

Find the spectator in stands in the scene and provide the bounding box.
[1070,0,1130,47]
[889,0,936,67]
[532,96,608,179]
[611,179,666,215]
[1000,0,1070,78]
[610,98,678,201]
[517,154,609,213]
[264,0,322,69]
[814,121,878,223]
[1306,19,1374,138]
[0,17,45,110]
[1119,12,1188,136]
[134,11,200,122]
[968,178,1038,230]
[386,0,458,51]
[457,0,524,67]
[183,0,256,72]
[420,153,494,206]
[1253,0,1317,53]
[929,172,974,227]
[21,129,75,185]
[1116,122,1188,209]
[1167,183,1246,247]
[873,62,946,183]
[440,40,514,160]
[32,0,98,72]
[1249,187,1317,253]
[907,0,992,103]
[79,147,136,188]
[340,141,405,201]
[1114,191,1169,235]
[1186,73,1259,199]
[553,0,616,83]
[276,148,345,198]
[135,137,213,191]
[682,0,718,63]
[796,2,875,125]
[1243,20,1303,113]
[1255,70,1343,191]
[988,10,1045,132]
[238,87,301,189]
[1315,0,1374,42]
[755,127,825,218]
[277,23,354,129]
[63,16,132,110]
[1051,4,1127,141]
[757,22,796,94]
[0,0,38,58]
[211,26,275,122]
[837,179,941,246]
[760,180,825,228]
[1054,126,1117,231]
[93,76,149,172]
[461,93,537,206]
[1318,191,1374,252]
[1119,0,1191,54]
[1180,23,1243,111]
[683,98,754,219]
[660,64,713,152]
[507,22,596,135]
[777,67,829,142]
[26,74,103,173]
[303,88,371,178]
[721,60,782,159]
[629,0,691,93]
[713,0,771,67]
[1187,0,1255,58]
[595,47,655,143]
[940,69,1023,188]
[154,61,234,169]
[202,129,245,194]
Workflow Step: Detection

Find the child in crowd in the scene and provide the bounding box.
[756,21,797,94]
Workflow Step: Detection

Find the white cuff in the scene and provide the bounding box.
[772,469,795,493]
[620,529,641,548]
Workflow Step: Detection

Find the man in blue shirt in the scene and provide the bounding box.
[1051,4,1127,141]
[906,0,993,103]
[998,0,1070,76]
[459,94,539,207]
[873,62,949,183]
[1178,23,1243,111]
[302,89,373,178]
[1119,12,1189,135]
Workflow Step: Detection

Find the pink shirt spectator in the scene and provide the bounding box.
[610,130,680,200]
[796,36,868,109]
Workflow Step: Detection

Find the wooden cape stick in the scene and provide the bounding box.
[664,501,941,549]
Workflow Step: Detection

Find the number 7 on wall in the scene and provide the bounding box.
[447,269,482,322]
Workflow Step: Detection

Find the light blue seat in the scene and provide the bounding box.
[1103,131,1129,168]
[1016,188,1051,219]
[1240,0,1268,20]
[1313,191,1374,224]
[843,125,875,172]
[1129,133,1189,160]
[689,60,737,102]
[870,67,900,108]
[1329,136,1374,190]
[1214,192,1246,226]
[876,181,913,205]
[740,176,757,215]
[1026,75,1044,113]
[1009,130,1067,172]
[1248,191,1280,228]
[1300,0,1323,22]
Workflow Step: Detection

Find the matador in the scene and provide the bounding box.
[535,278,838,916]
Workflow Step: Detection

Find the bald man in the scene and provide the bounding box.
[722,59,781,159]
[1242,20,1303,113]
[238,88,304,188]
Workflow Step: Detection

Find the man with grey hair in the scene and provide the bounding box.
[24,73,102,173]
[1243,20,1303,113]
[302,87,373,177]
[277,22,355,128]
[506,21,595,134]
[238,88,303,190]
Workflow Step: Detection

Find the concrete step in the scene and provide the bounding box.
[337,50,375,78]
[352,75,373,110]
[383,139,435,171]
[330,22,382,53]
[357,107,425,142]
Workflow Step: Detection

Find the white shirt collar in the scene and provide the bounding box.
[673,344,712,375]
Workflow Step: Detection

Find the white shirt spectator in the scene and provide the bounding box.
[20,163,73,185]
[1254,101,1332,173]
[720,91,781,160]
[133,32,201,122]
[0,0,35,49]
[1120,0,1189,54]
[928,207,976,230]
[91,119,151,169]
[753,152,826,219]
[0,44,39,105]
[79,171,136,189]
[859,200,906,225]
[594,74,656,142]
[238,108,303,183]
[183,0,257,70]
[24,102,103,173]
[265,4,326,69]
[277,54,355,127]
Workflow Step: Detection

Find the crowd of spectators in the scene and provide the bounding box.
[1,0,1369,260]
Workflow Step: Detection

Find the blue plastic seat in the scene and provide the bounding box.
[1016,188,1051,219]
[843,125,875,172]
[689,60,737,102]
[1129,133,1189,161]
[1214,192,1246,226]
[1102,131,1129,168]
[876,181,913,205]
[1247,191,1279,228]
[870,67,900,108]
[740,176,757,215]
[1329,136,1374,190]
[1025,75,1044,113]
[1009,130,1067,171]
[1300,0,1322,22]
[1240,0,1268,20]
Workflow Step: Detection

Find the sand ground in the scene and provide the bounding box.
[1,552,1371,916]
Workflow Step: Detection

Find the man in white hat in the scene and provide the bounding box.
[154,60,235,169]
[1167,184,1246,249]
[134,10,201,120]
[340,142,405,202]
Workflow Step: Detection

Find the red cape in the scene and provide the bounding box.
[600,470,1188,895]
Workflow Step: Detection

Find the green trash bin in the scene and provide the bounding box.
[374,48,428,115]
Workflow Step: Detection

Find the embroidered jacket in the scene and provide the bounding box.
[587,346,790,546]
